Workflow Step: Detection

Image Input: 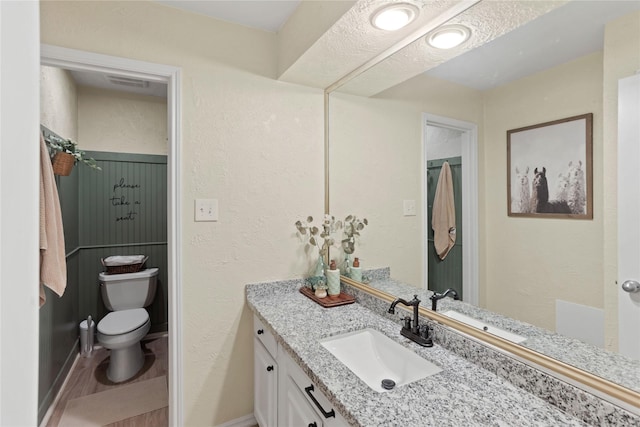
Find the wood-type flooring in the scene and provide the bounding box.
[43,335,168,427]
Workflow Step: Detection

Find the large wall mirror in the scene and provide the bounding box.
[327,0,639,406]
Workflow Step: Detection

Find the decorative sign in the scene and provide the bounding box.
[111,177,141,222]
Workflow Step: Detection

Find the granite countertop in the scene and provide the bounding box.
[365,276,640,393]
[246,279,587,427]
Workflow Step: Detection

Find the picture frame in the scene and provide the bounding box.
[507,113,593,219]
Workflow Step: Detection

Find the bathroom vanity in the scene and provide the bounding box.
[245,279,630,427]
[254,313,349,427]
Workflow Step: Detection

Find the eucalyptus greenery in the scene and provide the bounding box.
[294,214,340,261]
[341,214,368,254]
[46,134,101,171]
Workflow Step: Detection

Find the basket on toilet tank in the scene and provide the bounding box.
[99,268,158,310]
[101,255,148,274]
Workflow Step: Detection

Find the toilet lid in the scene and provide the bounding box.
[98,308,149,335]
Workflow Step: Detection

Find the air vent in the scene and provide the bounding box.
[105,75,149,89]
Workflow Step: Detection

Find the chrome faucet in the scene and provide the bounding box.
[388,295,433,347]
[429,288,459,311]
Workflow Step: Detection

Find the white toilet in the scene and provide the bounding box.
[97,267,158,382]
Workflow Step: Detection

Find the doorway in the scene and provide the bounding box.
[40,45,183,425]
[422,113,478,306]
[426,156,463,298]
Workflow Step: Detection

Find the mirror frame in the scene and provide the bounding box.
[322,4,640,411]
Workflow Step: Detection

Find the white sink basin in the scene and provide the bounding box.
[320,328,442,392]
[441,310,527,343]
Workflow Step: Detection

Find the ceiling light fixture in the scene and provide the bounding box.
[371,3,419,31]
[427,24,471,49]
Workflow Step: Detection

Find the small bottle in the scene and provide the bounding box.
[326,260,340,296]
[351,257,362,282]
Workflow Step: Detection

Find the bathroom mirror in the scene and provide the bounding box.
[327,0,640,404]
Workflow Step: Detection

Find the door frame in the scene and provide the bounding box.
[40,44,183,424]
[422,113,478,306]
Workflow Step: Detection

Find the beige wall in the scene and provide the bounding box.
[77,86,167,155]
[330,75,483,287]
[40,65,77,140]
[482,52,604,332]
[41,1,324,425]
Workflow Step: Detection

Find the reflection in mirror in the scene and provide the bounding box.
[328,0,640,396]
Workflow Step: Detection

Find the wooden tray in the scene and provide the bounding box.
[299,286,356,308]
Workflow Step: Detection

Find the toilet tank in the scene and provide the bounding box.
[99,268,158,311]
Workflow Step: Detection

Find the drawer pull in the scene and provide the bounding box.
[257,329,264,335]
[266,365,274,372]
[308,423,317,427]
[304,385,335,419]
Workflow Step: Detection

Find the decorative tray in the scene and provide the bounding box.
[299,286,356,308]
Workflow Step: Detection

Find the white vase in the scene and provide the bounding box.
[350,266,362,282]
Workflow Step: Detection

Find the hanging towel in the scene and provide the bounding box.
[39,134,67,306]
[432,161,456,260]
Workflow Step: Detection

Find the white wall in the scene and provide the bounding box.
[0,1,40,425]
[77,86,167,155]
[40,2,324,425]
[602,11,640,350]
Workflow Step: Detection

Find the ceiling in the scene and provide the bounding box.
[154,0,640,94]
[69,1,640,97]
[153,0,301,32]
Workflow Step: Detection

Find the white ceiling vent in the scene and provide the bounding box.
[105,75,150,89]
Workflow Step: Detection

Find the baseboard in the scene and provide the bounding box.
[215,413,258,427]
[38,339,80,426]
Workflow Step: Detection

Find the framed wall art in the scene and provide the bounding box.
[507,113,593,219]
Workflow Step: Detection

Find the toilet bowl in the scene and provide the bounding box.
[96,268,158,382]
[97,308,151,382]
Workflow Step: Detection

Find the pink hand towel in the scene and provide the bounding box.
[39,134,67,306]
[432,161,456,260]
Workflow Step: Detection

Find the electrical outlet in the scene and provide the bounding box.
[403,200,416,216]
[195,199,218,222]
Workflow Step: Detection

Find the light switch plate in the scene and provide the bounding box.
[195,199,218,222]
[403,200,416,216]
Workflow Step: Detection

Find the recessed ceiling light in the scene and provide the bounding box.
[371,3,419,31]
[427,24,471,49]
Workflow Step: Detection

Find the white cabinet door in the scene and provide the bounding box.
[254,339,278,427]
[281,375,324,427]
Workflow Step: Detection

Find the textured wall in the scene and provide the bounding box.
[78,86,167,155]
[41,2,324,425]
[40,66,78,141]
[483,52,604,332]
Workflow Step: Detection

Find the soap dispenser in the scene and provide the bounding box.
[326,260,341,296]
[350,257,362,282]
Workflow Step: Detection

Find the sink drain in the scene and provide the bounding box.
[381,379,396,390]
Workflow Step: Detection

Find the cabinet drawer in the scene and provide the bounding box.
[253,314,278,358]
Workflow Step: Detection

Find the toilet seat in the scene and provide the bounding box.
[98,308,149,335]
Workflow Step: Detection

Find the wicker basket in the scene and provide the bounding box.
[101,256,148,274]
[52,152,75,176]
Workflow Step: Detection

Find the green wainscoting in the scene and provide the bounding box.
[38,148,167,424]
[426,157,463,298]
[38,151,80,423]
[78,151,168,333]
